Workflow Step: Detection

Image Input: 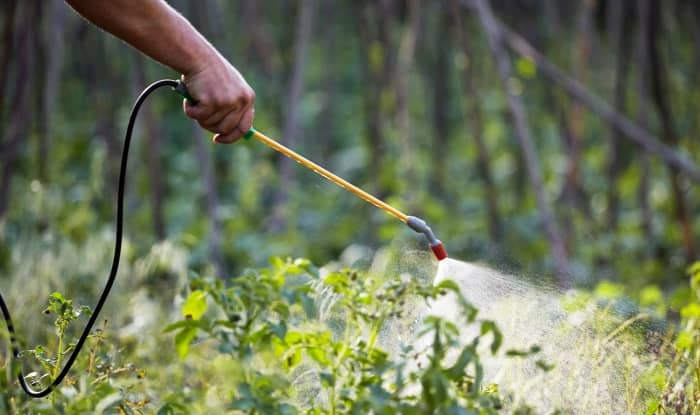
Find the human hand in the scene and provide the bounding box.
[181,54,255,144]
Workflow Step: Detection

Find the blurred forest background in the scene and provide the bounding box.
[0,0,698,291]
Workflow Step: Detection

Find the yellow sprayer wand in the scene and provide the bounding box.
[245,128,446,260]
[173,81,447,260]
[249,129,407,222]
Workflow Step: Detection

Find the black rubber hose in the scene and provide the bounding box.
[0,79,179,398]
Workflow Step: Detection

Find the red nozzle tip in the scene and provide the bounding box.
[431,243,448,261]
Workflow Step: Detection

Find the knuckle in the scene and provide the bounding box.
[244,88,255,103]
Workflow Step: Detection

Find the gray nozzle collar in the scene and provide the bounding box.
[406,216,441,247]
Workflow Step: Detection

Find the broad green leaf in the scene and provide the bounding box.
[535,359,555,372]
[640,285,663,306]
[95,392,123,414]
[681,303,700,319]
[285,331,304,345]
[175,327,198,359]
[435,279,460,293]
[50,292,66,302]
[687,261,700,277]
[505,349,530,357]
[308,347,330,366]
[446,346,474,379]
[516,56,536,78]
[480,320,502,354]
[319,371,335,387]
[594,281,624,299]
[645,398,660,415]
[283,347,302,371]
[675,331,694,351]
[270,321,287,340]
[182,290,207,320]
[163,319,199,333]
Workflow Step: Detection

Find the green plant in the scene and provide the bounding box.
[167,257,544,414]
[653,261,700,414]
[12,293,155,414]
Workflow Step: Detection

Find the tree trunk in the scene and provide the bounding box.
[0,0,18,130]
[185,0,227,274]
[451,0,503,241]
[132,55,167,241]
[317,0,338,162]
[430,4,451,197]
[544,0,595,253]
[37,0,67,181]
[559,0,594,212]
[0,1,39,217]
[394,0,419,207]
[240,0,275,75]
[269,0,315,231]
[687,2,700,71]
[647,0,697,260]
[488,14,700,183]
[472,0,571,283]
[605,0,631,230]
[76,24,122,193]
[358,0,396,200]
[683,2,700,160]
[635,0,655,255]
[192,125,225,278]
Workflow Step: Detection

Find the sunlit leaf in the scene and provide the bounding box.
[516,56,536,78]
[182,290,207,320]
[675,331,694,351]
[594,281,624,299]
[680,302,700,319]
[175,327,198,359]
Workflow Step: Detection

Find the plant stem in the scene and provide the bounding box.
[367,318,384,353]
[53,326,65,380]
[51,324,65,407]
[329,377,336,415]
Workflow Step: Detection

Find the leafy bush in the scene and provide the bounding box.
[649,261,700,414]
[2,256,548,414]
[3,241,697,414]
[167,257,543,414]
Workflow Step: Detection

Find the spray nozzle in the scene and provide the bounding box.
[406,216,448,261]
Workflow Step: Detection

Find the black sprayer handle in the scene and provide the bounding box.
[174,79,197,105]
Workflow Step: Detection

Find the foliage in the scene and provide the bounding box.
[556,263,700,415]
[0,218,698,413]
[1,254,551,414]
[649,262,700,414]
[0,0,699,412]
[166,257,544,414]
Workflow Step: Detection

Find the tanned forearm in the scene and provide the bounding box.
[65,0,216,75]
[65,0,255,143]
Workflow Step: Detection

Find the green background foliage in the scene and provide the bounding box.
[0,0,698,413]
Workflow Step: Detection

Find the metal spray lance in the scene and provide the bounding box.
[174,80,448,261]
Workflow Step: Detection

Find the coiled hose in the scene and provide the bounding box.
[0,79,179,398]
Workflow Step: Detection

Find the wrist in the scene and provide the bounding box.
[152,6,222,77]
[181,45,224,78]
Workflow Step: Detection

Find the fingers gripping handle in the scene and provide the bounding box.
[174,79,255,140]
[174,79,197,104]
